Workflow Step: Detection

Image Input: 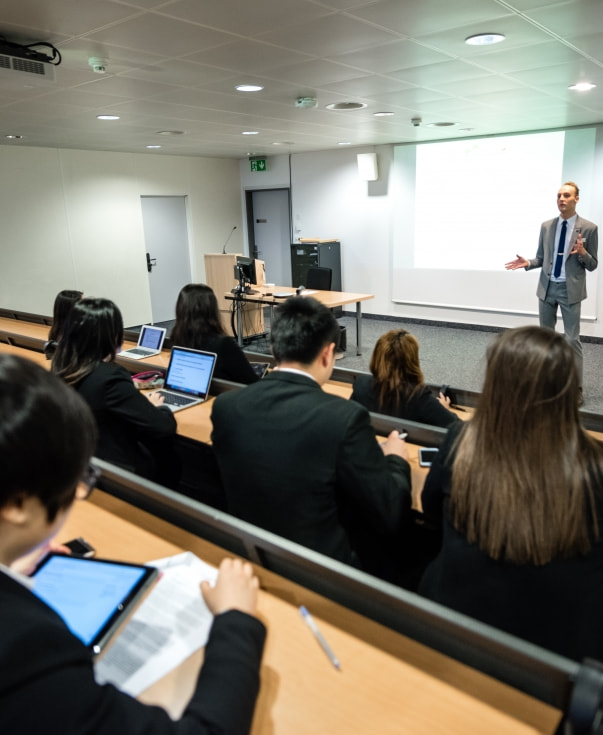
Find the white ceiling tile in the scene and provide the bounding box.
[185,40,311,74]
[526,0,603,36]
[331,40,451,73]
[255,14,400,57]
[0,0,600,157]
[262,58,371,87]
[85,13,234,57]
[0,0,138,37]
[349,0,514,36]
[158,0,332,37]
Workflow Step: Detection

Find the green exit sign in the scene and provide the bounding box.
[250,158,267,172]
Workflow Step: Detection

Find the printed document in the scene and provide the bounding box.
[94,551,218,696]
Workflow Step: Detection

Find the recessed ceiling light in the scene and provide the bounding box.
[373,111,394,117]
[427,122,456,127]
[5,134,23,139]
[465,33,505,46]
[146,145,162,149]
[326,102,367,111]
[242,131,259,135]
[156,130,184,135]
[337,141,352,145]
[97,114,120,121]
[568,82,596,91]
[236,84,264,92]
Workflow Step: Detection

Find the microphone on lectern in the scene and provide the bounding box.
[222,225,237,254]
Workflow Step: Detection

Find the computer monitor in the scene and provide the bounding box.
[233,255,258,294]
[234,255,256,285]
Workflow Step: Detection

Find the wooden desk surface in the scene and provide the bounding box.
[0,341,428,503]
[0,340,49,366]
[59,492,561,734]
[225,286,374,310]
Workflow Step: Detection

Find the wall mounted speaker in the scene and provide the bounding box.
[357,152,378,181]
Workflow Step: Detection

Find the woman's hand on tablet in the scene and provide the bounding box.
[201,558,259,617]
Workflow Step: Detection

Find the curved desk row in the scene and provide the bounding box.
[66,457,603,735]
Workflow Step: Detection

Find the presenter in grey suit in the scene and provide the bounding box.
[506,181,598,391]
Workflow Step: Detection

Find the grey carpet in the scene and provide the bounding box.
[148,311,603,413]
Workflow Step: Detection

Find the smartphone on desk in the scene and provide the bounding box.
[64,537,96,558]
[419,448,439,468]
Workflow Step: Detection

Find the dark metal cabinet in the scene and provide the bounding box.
[290,240,341,291]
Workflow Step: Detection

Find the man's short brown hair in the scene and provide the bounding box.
[563,181,579,197]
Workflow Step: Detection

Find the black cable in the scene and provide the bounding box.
[25,42,62,65]
[0,36,62,65]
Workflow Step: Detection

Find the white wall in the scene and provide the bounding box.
[0,146,241,326]
[3,132,603,337]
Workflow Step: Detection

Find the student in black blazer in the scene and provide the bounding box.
[170,284,258,385]
[211,296,412,576]
[0,354,265,735]
[52,298,178,487]
[350,329,458,428]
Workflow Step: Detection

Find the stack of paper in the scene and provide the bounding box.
[95,552,218,696]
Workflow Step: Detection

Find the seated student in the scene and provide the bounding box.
[419,326,603,661]
[170,284,258,385]
[211,296,411,576]
[43,288,83,359]
[0,354,266,735]
[350,329,458,428]
[52,298,179,488]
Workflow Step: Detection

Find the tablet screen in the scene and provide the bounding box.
[31,554,159,653]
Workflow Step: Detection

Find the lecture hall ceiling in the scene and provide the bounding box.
[0,0,601,158]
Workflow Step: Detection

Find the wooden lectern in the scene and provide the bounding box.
[204,253,265,338]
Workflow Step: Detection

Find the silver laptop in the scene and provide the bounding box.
[119,325,166,359]
[158,346,217,412]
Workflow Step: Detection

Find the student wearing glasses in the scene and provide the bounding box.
[0,354,266,735]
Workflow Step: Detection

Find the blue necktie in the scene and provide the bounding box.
[553,220,567,278]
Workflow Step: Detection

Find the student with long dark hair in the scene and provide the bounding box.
[419,326,603,660]
[350,329,457,427]
[52,298,178,486]
[44,289,83,359]
[0,354,265,735]
[171,284,258,384]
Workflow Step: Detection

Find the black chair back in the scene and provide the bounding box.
[306,266,332,290]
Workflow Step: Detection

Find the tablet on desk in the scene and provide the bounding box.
[31,553,159,655]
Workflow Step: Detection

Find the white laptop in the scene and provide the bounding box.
[158,346,217,412]
[118,325,166,359]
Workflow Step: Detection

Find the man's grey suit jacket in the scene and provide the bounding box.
[527,214,598,305]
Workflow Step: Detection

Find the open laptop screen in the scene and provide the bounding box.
[138,325,165,350]
[165,347,216,397]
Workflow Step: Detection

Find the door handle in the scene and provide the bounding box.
[146,253,157,273]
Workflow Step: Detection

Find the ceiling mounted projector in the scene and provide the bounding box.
[295,97,317,108]
[0,52,55,86]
